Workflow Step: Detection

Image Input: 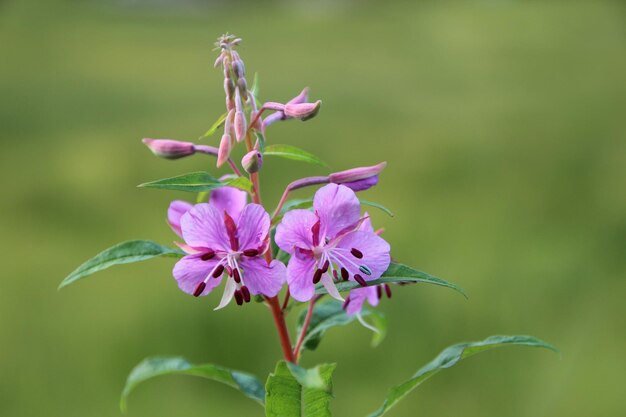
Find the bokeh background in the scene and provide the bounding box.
[1,0,625,416]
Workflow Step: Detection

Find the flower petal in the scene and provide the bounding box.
[239,257,286,297]
[168,200,193,238]
[313,184,361,240]
[275,209,317,254]
[236,204,271,251]
[286,254,317,302]
[358,212,374,233]
[210,184,247,221]
[214,277,237,310]
[180,203,230,251]
[320,273,344,302]
[335,230,391,281]
[172,254,223,296]
[345,286,379,315]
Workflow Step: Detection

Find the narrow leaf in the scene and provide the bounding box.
[315,262,467,298]
[296,300,386,352]
[286,363,329,391]
[225,176,254,193]
[255,131,266,153]
[264,144,328,167]
[265,361,335,417]
[360,199,394,217]
[368,335,558,417]
[121,356,265,412]
[139,171,223,192]
[59,240,183,289]
[200,112,227,139]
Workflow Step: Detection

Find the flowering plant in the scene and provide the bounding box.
[60,34,556,416]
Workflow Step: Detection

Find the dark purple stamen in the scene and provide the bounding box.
[340,267,349,281]
[243,249,259,257]
[332,270,338,280]
[212,264,225,278]
[384,284,392,298]
[241,285,251,303]
[201,251,215,261]
[233,268,241,283]
[226,266,233,276]
[376,285,382,300]
[321,260,329,273]
[359,265,372,276]
[312,269,323,284]
[234,290,243,305]
[350,248,363,259]
[342,297,351,311]
[223,211,239,251]
[354,274,367,287]
[193,282,206,297]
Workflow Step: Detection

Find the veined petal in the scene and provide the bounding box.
[173,254,223,296]
[345,286,379,315]
[215,277,237,310]
[210,184,247,221]
[275,209,317,254]
[313,184,361,240]
[320,273,344,302]
[335,230,391,281]
[239,257,286,297]
[237,204,271,251]
[168,200,193,238]
[286,254,317,302]
[180,204,230,251]
[358,212,374,233]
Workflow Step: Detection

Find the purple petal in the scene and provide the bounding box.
[168,200,193,238]
[180,204,230,251]
[286,253,317,302]
[313,184,361,240]
[215,276,237,310]
[275,209,317,254]
[341,175,379,192]
[173,254,223,296]
[345,286,379,315]
[209,185,247,221]
[239,257,286,297]
[336,230,391,281]
[236,204,270,251]
[359,212,374,233]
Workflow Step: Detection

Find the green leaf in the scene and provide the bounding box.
[121,356,265,412]
[315,262,467,298]
[225,176,254,193]
[59,240,183,290]
[264,144,328,167]
[255,131,266,153]
[196,191,209,203]
[360,199,394,217]
[296,300,386,352]
[139,171,223,192]
[367,335,558,417]
[200,112,227,139]
[285,363,330,391]
[265,361,335,417]
[250,72,260,98]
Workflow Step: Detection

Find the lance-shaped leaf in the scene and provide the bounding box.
[265,361,336,417]
[59,240,183,289]
[296,300,386,352]
[315,262,467,298]
[264,144,328,167]
[200,112,228,139]
[367,335,558,417]
[224,176,254,193]
[359,199,394,217]
[138,172,253,193]
[121,356,265,412]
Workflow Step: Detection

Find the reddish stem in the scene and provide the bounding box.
[293,297,318,362]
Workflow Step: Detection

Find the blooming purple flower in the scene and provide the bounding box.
[173,203,286,309]
[275,184,391,302]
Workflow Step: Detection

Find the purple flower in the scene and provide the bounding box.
[173,203,286,309]
[329,162,386,192]
[275,184,391,302]
[142,138,195,160]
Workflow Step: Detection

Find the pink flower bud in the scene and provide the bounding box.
[241,150,263,173]
[329,162,387,184]
[217,134,232,167]
[224,77,235,98]
[234,111,247,142]
[250,110,264,132]
[142,138,195,160]
[286,87,309,105]
[283,100,321,121]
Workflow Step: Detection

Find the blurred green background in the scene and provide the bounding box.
[1,0,625,416]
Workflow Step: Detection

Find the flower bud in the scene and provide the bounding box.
[283,100,321,121]
[241,150,263,173]
[232,60,245,79]
[286,87,309,105]
[224,77,235,98]
[234,111,247,142]
[142,138,195,160]
[237,77,248,96]
[217,134,232,167]
[329,162,387,188]
[250,110,264,132]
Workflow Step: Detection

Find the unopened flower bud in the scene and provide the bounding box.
[217,134,232,167]
[250,110,264,132]
[283,100,321,121]
[329,162,387,189]
[224,77,235,98]
[142,138,195,160]
[234,111,247,142]
[232,60,245,79]
[242,150,263,173]
[214,54,224,68]
[286,87,309,105]
[237,77,248,96]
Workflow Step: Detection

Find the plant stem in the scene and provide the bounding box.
[271,176,330,221]
[293,297,318,362]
